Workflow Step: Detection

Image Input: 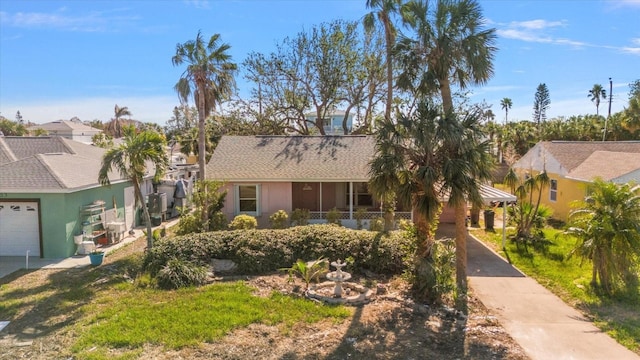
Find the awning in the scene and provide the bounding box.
[479,184,517,203]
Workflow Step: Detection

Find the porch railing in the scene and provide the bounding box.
[309,211,412,221]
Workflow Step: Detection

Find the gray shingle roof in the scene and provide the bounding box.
[0,136,123,192]
[1,136,73,160]
[27,120,101,134]
[207,136,376,182]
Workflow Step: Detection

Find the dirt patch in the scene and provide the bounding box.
[0,236,529,359]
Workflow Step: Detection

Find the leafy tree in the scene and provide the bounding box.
[98,125,169,249]
[588,84,607,116]
[369,101,492,306]
[164,105,197,141]
[622,79,640,133]
[0,116,28,136]
[533,83,551,131]
[397,0,497,113]
[565,179,640,295]
[243,20,363,135]
[500,97,512,124]
[92,133,114,148]
[173,31,237,183]
[15,111,23,124]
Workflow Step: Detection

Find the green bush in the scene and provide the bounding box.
[229,214,258,230]
[354,208,367,230]
[144,224,411,277]
[369,217,384,232]
[269,210,289,229]
[325,208,342,226]
[290,208,310,226]
[156,258,209,290]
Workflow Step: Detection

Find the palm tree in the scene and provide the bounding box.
[565,179,640,295]
[172,31,237,183]
[588,84,607,116]
[364,0,401,125]
[98,125,168,249]
[500,98,512,124]
[369,101,492,306]
[104,104,132,138]
[397,0,497,113]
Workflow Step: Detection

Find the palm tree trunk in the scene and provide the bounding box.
[134,181,154,249]
[384,16,393,124]
[454,202,468,312]
[196,79,210,230]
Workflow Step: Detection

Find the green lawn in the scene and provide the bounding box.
[71,281,350,359]
[473,227,640,353]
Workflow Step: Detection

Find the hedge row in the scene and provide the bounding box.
[144,224,413,276]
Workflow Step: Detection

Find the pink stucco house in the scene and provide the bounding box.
[206,135,411,228]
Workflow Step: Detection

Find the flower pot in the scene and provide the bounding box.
[89,252,104,266]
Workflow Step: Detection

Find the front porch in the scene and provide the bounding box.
[291,181,412,228]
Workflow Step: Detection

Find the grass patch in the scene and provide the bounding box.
[72,281,351,357]
[474,227,640,353]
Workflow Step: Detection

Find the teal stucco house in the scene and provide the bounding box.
[0,136,145,258]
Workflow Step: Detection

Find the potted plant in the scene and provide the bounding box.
[88,249,105,266]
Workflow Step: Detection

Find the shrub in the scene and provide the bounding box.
[290,208,310,226]
[369,217,384,232]
[156,259,208,290]
[282,258,328,289]
[325,208,342,226]
[269,210,289,229]
[229,214,258,230]
[354,208,367,230]
[144,224,411,277]
[175,180,227,235]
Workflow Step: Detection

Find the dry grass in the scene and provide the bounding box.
[0,236,529,360]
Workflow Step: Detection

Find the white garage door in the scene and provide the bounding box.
[0,201,41,256]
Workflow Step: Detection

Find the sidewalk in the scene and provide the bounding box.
[0,218,179,279]
[436,223,639,360]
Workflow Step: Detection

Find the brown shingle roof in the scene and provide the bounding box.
[206,136,375,182]
[568,151,640,182]
[542,141,640,172]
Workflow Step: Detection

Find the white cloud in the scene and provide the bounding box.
[1,95,178,125]
[0,8,138,32]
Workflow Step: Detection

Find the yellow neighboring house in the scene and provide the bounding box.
[512,141,640,221]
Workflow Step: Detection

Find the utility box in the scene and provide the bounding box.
[148,193,167,214]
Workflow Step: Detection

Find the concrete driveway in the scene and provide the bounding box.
[435,224,639,360]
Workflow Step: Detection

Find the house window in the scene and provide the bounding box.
[236,185,260,216]
[346,183,373,208]
[550,179,558,202]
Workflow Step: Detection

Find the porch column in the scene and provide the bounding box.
[349,182,354,220]
[502,200,507,249]
[319,182,323,219]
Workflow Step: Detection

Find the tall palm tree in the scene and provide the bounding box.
[588,84,607,116]
[565,179,640,295]
[397,0,497,113]
[98,126,168,249]
[370,101,492,306]
[500,97,512,124]
[172,31,237,182]
[364,0,401,125]
[104,104,132,138]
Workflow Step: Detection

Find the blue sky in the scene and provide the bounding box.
[1,0,639,125]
